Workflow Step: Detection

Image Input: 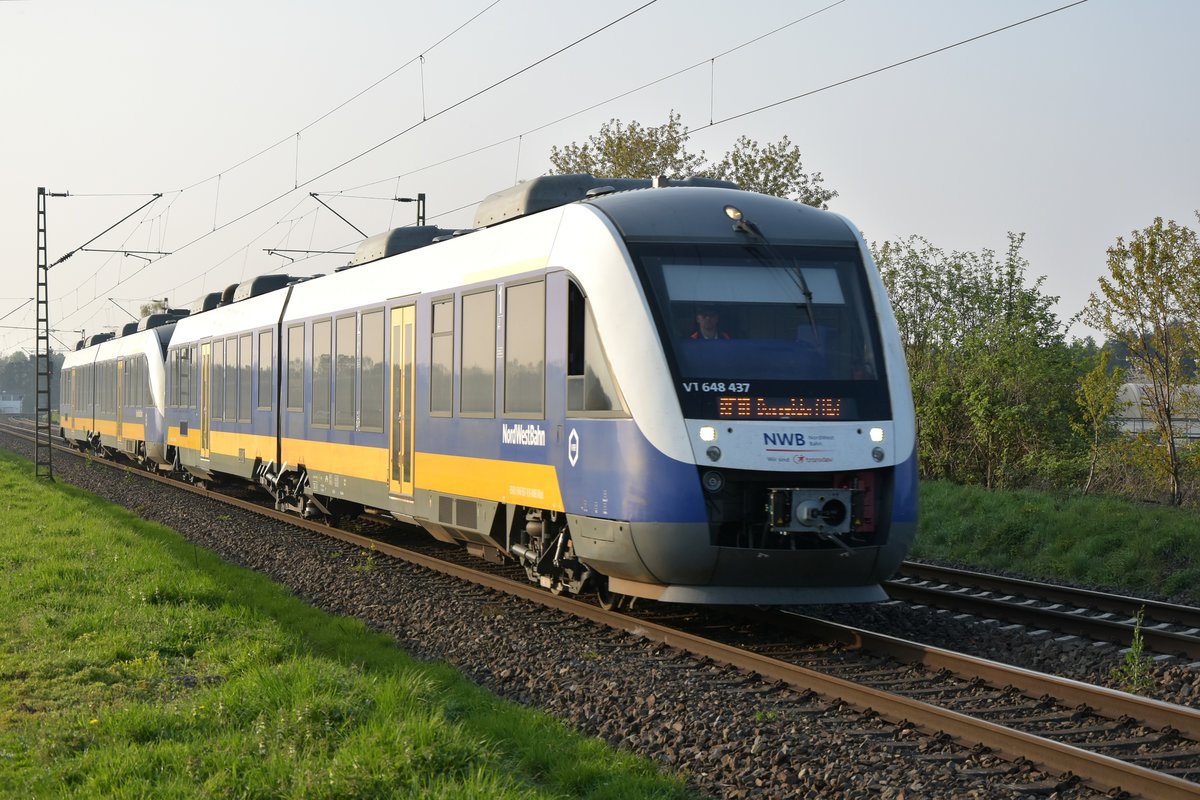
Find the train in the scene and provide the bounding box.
[59,174,917,606]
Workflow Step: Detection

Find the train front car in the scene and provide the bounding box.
[552,184,917,605]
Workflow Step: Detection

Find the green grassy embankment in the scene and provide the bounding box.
[0,449,692,799]
[913,481,1200,604]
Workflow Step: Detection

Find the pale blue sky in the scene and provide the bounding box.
[2,0,1196,353]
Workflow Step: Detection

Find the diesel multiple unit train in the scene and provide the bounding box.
[59,174,917,606]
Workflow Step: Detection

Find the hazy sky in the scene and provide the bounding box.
[2,0,1196,354]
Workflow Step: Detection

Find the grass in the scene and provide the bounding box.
[0,448,694,799]
[913,480,1200,604]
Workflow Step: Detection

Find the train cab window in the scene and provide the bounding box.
[258,330,273,411]
[313,319,332,427]
[224,337,238,422]
[567,282,628,417]
[212,340,225,420]
[460,289,496,417]
[334,315,356,428]
[504,280,545,417]
[634,242,890,420]
[287,324,304,412]
[360,309,384,431]
[430,298,453,417]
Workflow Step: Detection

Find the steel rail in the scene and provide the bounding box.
[778,611,1200,741]
[3,425,1198,799]
[897,561,1200,627]
[885,576,1200,661]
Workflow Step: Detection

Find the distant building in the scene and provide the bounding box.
[1115,383,1200,441]
[0,392,23,414]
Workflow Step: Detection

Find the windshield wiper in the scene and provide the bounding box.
[727,209,818,338]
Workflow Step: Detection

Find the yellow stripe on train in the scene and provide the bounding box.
[280,437,388,481]
[168,427,564,510]
[415,452,564,511]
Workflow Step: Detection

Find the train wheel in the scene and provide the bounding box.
[596,579,626,611]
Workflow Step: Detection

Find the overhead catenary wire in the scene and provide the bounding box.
[54,0,662,326]
[337,0,854,196]
[34,0,1090,353]
[706,0,1091,129]
[22,1,513,352]
[10,6,509,352]
[334,0,1072,199]
[174,0,507,196]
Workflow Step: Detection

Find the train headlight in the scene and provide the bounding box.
[872,447,885,462]
[870,427,885,442]
[706,445,722,462]
[702,470,725,493]
[723,205,743,222]
[699,425,717,442]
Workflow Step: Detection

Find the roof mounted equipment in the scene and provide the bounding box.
[472,173,738,228]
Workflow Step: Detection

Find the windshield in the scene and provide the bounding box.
[633,242,890,421]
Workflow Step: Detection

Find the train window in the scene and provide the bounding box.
[430,298,453,417]
[179,349,191,409]
[360,309,384,431]
[225,337,238,423]
[287,325,304,412]
[504,280,545,417]
[257,330,273,411]
[567,282,628,417]
[167,352,176,407]
[460,289,495,417]
[313,319,332,427]
[212,340,225,420]
[334,315,356,429]
[239,334,252,422]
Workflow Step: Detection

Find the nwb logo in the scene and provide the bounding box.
[763,432,806,447]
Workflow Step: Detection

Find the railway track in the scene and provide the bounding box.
[4,420,1199,798]
[888,562,1200,660]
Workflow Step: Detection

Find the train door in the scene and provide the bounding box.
[115,358,125,449]
[200,342,211,459]
[388,305,415,496]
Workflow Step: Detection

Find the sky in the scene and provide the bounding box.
[2,0,1196,355]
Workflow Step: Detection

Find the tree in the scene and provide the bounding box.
[874,233,1082,489]
[1073,349,1126,495]
[1082,216,1200,505]
[708,135,837,209]
[0,350,64,413]
[139,298,169,317]
[548,111,705,180]
[548,112,837,207]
